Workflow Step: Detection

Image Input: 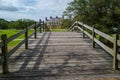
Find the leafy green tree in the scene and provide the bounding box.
[8,19,35,29]
[61,19,72,29]
[0,18,9,29]
[64,0,120,34]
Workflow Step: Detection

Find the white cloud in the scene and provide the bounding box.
[0,0,19,11]
[0,0,73,21]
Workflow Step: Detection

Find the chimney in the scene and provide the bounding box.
[50,16,52,19]
[56,16,58,19]
[45,17,48,21]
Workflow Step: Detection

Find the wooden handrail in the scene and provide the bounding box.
[69,21,120,70]
[7,30,26,44]
[0,20,42,74]
[94,29,114,43]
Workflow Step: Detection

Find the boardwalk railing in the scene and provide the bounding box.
[0,20,45,74]
[69,21,120,70]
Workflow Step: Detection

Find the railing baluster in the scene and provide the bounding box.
[113,34,119,70]
[25,27,28,49]
[68,21,120,70]
[0,22,40,74]
[1,34,9,74]
[39,19,42,33]
[82,23,85,38]
[34,22,37,39]
[43,21,45,32]
[92,26,95,48]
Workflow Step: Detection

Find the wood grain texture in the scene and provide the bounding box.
[0,32,119,80]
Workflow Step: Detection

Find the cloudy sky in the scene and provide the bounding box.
[0,0,73,21]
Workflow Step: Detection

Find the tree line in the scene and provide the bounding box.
[0,18,35,30]
[63,0,120,34]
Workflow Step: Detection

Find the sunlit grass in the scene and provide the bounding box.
[51,29,67,32]
[0,29,34,50]
[0,29,21,38]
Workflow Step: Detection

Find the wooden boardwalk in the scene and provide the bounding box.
[0,32,120,80]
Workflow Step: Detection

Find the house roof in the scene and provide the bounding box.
[45,16,64,23]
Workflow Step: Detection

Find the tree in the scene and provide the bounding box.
[8,19,35,29]
[64,0,120,34]
[0,18,9,29]
[61,19,72,29]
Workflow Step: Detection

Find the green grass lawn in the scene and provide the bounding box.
[50,29,67,32]
[0,29,21,38]
[0,29,34,51]
[0,29,67,51]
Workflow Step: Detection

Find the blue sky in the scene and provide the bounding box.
[0,0,73,21]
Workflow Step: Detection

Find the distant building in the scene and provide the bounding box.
[45,16,64,29]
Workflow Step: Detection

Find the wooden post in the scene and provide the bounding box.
[43,21,45,32]
[82,23,85,38]
[44,21,46,32]
[34,22,37,39]
[113,34,119,70]
[1,34,9,74]
[25,27,28,49]
[92,26,95,48]
[39,19,42,33]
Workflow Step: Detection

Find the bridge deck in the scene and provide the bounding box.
[0,32,120,80]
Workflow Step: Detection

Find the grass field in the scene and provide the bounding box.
[50,29,67,32]
[0,29,21,38]
[0,29,34,51]
[0,29,67,51]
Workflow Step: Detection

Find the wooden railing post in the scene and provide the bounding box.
[34,22,37,39]
[113,34,119,70]
[45,23,46,31]
[82,23,85,38]
[1,34,9,74]
[92,26,95,48]
[39,19,42,33]
[25,27,28,49]
[43,21,45,32]
[76,23,78,32]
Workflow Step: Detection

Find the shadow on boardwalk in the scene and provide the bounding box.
[0,32,120,80]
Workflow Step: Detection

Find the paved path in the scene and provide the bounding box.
[0,32,120,80]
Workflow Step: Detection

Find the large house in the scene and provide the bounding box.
[45,16,64,29]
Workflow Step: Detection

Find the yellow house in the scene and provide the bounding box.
[45,16,64,30]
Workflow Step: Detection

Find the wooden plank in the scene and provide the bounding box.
[77,21,114,42]
[84,31,92,39]
[94,38,114,56]
[94,29,114,43]
[70,26,75,32]
[113,34,119,69]
[116,40,120,61]
[7,30,25,44]
[77,22,93,30]
[28,31,35,38]
[1,32,120,78]
[76,26,83,31]
[8,39,25,58]
[92,26,95,48]
[117,54,120,61]
[0,42,3,48]
[36,22,39,26]
[68,21,77,31]
[34,23,37,39]
[117,40,120,47]
[25,27,28,49]
[28,24,35,30]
